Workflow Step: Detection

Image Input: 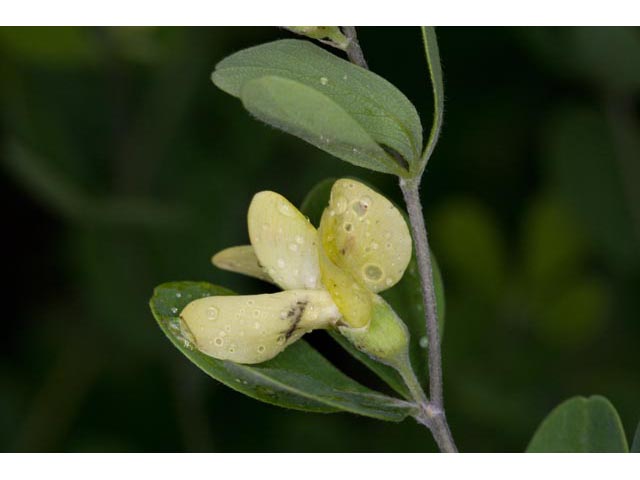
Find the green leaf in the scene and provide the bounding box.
[211,39,422,176]
[419,27,445,173]
[300,178,446,398]
[526,395,629,452]
[150,281,414,421]
[631,421,640,453]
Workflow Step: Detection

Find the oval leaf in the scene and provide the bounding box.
[150,281,414,421]
[212,39,422,175]
[241,76,403,175]
[527,395,629,452]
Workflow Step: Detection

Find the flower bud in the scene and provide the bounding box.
[338,294,410,367]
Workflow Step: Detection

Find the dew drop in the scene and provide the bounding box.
[175,292,182,298]
[288,242,299,252]
[278,202,294,217]
[214,337,224,346]
[370,242,379,250]
[277,258,286,268]
[228,344,236,353]
[343,74,348,80]
[385,278,394,286]
[320,76,329,85]
[295,235,304,245]
[252,309,261,318]
[363,264,383,281]
[170,307,178,314]
[277,335,286,345]
[385,242,393,249]
[257,345,266,353]
[247,299,255,306]
[343,222,353,232]
[419,336,429,349]
[206,306,219,320]
[334,196,347,214]
[352,197,371,217]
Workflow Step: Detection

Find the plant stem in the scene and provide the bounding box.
[342,27,369,69]
[342,26,457,453]
[400,177,457,452]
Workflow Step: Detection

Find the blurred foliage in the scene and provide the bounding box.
[1,27,639,452]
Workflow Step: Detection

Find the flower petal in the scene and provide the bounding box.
[180,290,339,364]
[320,179,412,292]
[317,236,372,329]
[211,245,274,284]
[248,191,321,290]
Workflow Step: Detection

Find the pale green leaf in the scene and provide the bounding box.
[150,281,414,421]
[527,395,629,452]
[212,39,422,176]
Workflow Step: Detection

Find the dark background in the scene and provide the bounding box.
[1,27,639,452]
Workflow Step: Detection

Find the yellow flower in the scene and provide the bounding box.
[180,179,412,364]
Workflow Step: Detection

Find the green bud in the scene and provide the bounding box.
[283,27,350,50]
[338,294,410,367]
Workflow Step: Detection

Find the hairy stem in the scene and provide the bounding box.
[342,26,457,452]
[400,178,457,452]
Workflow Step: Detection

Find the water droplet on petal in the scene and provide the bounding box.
[352,197,371,217]
[295,235,304,245]
[385,278,394,286]
[170,307,178,314]
[288,242,299,252]
[207,306,219,320]
[277,258,286,268]
[363,264,383,281]
[278,202,294,217]
[214,337,224,346]
[419,336,429,349]
[252,309,261,318]
[257,345,266,353]
[175,292,182,298]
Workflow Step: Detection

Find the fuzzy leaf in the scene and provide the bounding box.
[212,39,422,176]
[150,281,413,421]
